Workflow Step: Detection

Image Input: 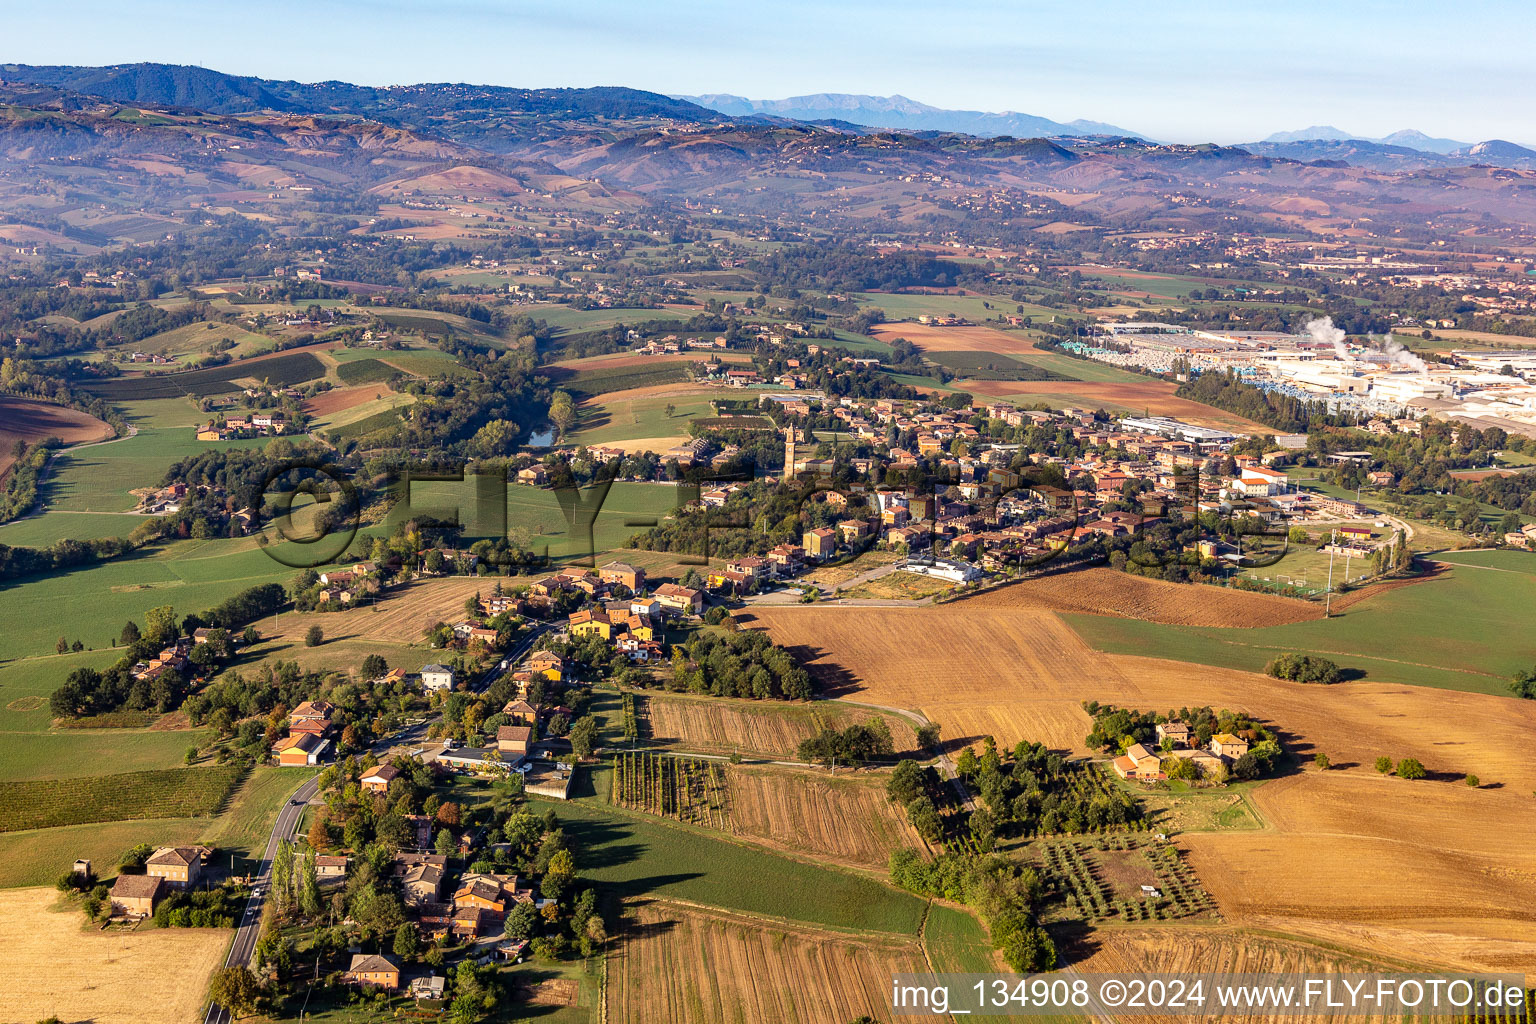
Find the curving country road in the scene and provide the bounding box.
[200,620,546,1022]
[203,772,321,1024]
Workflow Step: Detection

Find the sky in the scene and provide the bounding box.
[5,0,1534,144]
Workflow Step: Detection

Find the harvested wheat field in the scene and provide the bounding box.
[870,322,1044,355]
[1181,771,1536,973]
[1079,926,1404,1024]
[0,887,227,1024]
[739,604,1131,753]
[742,602,1536,971]
[302,383,393,417]
[728,764,930,868]
[269,576,492,646]
[960,379,1270,432]
[961,567,1322,627]
[607,899,943,1024]
[643,693,916,759]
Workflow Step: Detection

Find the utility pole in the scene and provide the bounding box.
[1324,528,1337,617]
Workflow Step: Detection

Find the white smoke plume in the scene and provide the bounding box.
[1302,316,1349,360]
[1300,317,1428,371]
[1370,332,1428,372]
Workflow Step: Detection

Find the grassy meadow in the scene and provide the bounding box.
[1065,550,1536,696]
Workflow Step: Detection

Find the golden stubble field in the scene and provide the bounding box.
[268,576,492,646]
[728,764,931,869]
[0,887,227,1024]
[742,592,1536,972]
[606,899,944,1024]
[643,693,917,759]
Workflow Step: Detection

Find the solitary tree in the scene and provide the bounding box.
[304,625,324,648]
[1396,757,1427,780]
[1313,753,1330,771]
[1465,774,1480,788]
[1374,756,1393,775]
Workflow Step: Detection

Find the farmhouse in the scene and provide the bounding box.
[421,664,455,691]
[654,583,704,616]
[346,953,402,990]
[314,855,349,879]
[1210,733,1250,760]
[145,846,209,889]
[109,873,165,918]
[1111,742,1166,781]
[1155,722,1191,746]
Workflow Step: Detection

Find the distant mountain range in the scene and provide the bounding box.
[678,92,1144,140]
[0,62,720,123]
[1243,127,1536,171]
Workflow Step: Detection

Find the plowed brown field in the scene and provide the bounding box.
[961,568,1321,627]
[0,395,114,481]
[302,384,392,417]
[606,900,943,1024]
[728,764,930,868]
[1079,926,1403,1024]
[741,602,1536,971]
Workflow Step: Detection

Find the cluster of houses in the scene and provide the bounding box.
[1112,722,1251,782]
[129,626,239,685]
[342,857,549,994]
[195,410,290,441]
[413,651,576,800]
[272,699,338,766]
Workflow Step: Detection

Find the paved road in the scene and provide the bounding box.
[204,772,321,1024]
[203,620,551,1020]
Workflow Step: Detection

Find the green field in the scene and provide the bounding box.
[853,291,1072,324]
[0,511,149,545]
[0,536,306,662]
[333,357,398,384]
[78,351,327,400]
[555,363,691,399]
[1064,551,1536,695]
[1004,350,1153,384]
[0,729,217,783]
[394,479,683,562]
[535,798,927,934]
[0,766,312,888]
[529,304,686,331]
[566,390,718,447]
[38,427,269,513]
[0,765,243,832]
[923,903,998,972]
[125,321,271,360]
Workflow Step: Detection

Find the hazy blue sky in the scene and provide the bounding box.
[7,0,1533,143]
